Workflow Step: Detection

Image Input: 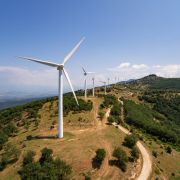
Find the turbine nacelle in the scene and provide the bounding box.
[57,65,64,70]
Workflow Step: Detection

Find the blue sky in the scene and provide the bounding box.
[0,0,180,95]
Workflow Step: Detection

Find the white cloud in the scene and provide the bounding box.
[132,64,148,69]
[118,62,131,68]
[0,63,180,93]
[108,63,180,80]
[0,66,57,87]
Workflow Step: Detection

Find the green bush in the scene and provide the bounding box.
[130,146,139,162]
[113,147,128,162]
[152,150,158,158]
[0,143,20,171]
[92,149,106,169]
[123,134,137,148]
[19,148,72,180]
[23,151,36,166]
[39,147,53,165]
[113,147,128,172]
[166,146,172,154]
[98,111,105,120]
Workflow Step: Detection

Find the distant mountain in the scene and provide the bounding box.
[0,91,56,110]
[129,74,180,90]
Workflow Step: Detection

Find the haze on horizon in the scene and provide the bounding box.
[0,0,180,96]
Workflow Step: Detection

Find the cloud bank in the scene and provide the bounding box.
[108,62,180,80]
[0,62,180,93]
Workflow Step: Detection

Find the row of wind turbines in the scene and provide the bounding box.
[82,67,110,99]
[17,37,119,139]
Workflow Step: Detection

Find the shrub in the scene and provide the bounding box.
[108,116,115,124]
[166,146,172,154]
[39,147,53,165]
[85,175,91,180]
[113,147,128,172]
[92,149,106,169]
[113,147,128,162]
[152,150,158,158]
[98,111,105,120]
[23,151,36,166]
[19,148,72,180]
[0,143,20,171]
[123,134,137,148]
[130,146,139,162]
[117,160,127,172]
[26,135,33,140]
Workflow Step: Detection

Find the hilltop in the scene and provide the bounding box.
[129,74,180,90]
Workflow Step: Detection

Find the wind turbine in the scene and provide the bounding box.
[92,77,95,97]
[99,81,107,95]
[107,78,110,87]
[17,37,85,138]
[82,67,94,100]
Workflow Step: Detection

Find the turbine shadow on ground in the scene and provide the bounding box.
[26,135,57,140]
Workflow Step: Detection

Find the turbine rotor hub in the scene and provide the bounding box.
[57,65,64,70]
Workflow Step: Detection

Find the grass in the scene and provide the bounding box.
[1,126,132,180]
[1,96,136,180]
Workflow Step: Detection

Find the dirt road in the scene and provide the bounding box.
[118,99,152,180]
[112,123,152,180]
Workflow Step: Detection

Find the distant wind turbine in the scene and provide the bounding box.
[107,78,110,87]
[99,81,107,95]
[92,77,95,97]
[82,67,94,100]
[17,37,85,138]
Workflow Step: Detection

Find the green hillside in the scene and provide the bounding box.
[131,74,180,90]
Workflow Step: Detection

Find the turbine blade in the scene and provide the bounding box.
[63,37,85,65]
[87,72,95,74]
[82,67,87,74]
[17,56,59,67]
[63,68,79,106]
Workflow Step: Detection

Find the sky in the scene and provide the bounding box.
[0,0,180,95]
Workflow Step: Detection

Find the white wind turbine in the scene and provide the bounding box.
[17,37,85,138]
[82,67,94,100]
[92,77,95,97]
[99,81,107,95]
[107,78,110,87]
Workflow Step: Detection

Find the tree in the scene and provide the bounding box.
[19,148,72,180]
[113,147,128,162]
[3,143,20,162]
[39,147,53,165]
[108,116,115,124]
[19,162,41,180]
[23,150,36,166]
[130,146,139,162]
[98,111,105,120]
[92,149,106,169]
[0,131,8,150]
[123,134,137,148]
[113,147,128,172]
[166,146,172,154]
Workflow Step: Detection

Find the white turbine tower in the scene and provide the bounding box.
[107,78,110,87]
[100,81,107,95]
[82,67,94,100]
[92,77,95,97]
[17,37,85,138]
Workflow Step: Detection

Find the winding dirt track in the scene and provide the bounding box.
[114,99,152,180]
[115,125,152,180]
